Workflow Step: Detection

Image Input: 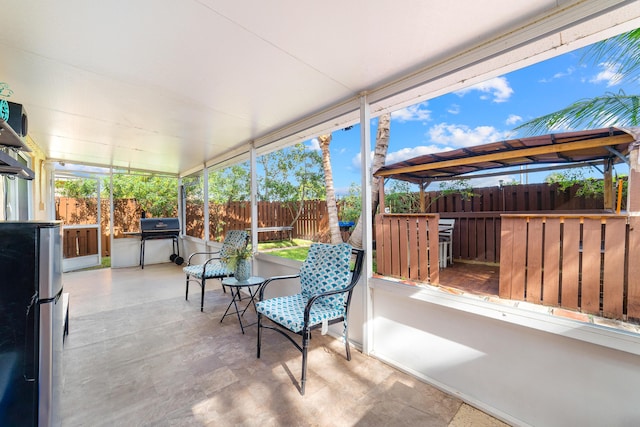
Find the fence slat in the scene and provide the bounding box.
[542,218,561,306]
[526,218,544,304]
[561,219,581,310]
[499,217,515,299]
[627,216,640,320]
[409,218,419,280]
[399,218,409,279]
[581,218,602,315]
[511,219,528,300]
[602,218,626,319]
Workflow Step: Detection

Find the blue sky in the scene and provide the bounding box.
[313,42,637,195]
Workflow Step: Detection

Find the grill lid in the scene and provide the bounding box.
[140,218,180,233]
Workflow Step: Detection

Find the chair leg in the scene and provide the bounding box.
[300,330,310,395]
[344,323,351,361]
[200,278,206,312]
[185,275,190,300]
[256,313,262,358]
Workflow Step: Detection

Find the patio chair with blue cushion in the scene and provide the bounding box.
[183,230,249,312]
[255,242,365,395]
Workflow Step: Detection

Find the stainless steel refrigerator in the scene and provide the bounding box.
[0,221,63,426]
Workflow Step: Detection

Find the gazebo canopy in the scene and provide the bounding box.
[374,127,637,185]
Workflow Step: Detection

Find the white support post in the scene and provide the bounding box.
[250,142,259,258]
[203,166,209,242]
[360,93,374,355]
[109,169,114,257]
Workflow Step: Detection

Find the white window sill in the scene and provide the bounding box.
[370,276,640,356]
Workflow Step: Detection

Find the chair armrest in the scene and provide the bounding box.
[187,250,221,265]
[257,274,301,300]
[303,279,358,318]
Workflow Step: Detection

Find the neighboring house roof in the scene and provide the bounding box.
[374,127,637,184]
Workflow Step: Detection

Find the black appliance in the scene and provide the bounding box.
[139,217,182,268]
[7,102,28,137]
[0,221,63,426]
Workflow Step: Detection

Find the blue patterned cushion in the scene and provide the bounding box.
[300,243,351,309]
[183,230,248,278]
[219,230,249,260]
[183,260,232,279]
[255,294,345,333]
[256,243,352,333]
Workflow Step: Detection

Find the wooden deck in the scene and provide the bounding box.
[438,262,500,297]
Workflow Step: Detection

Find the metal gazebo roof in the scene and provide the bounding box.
[374,127,637,185]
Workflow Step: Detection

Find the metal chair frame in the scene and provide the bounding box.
[184,231,249,311]
[256,247,365,395]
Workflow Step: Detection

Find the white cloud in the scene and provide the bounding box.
[590,62,623,87]
[454,76,514,103]
[391,102,431,122]
[349,122,515,170]
[505,114,522,125]
[308,138,320,150]
[447,104,460,115]
[428,123,514,148]
[554,66,576,79]
[351,145,448,170]
[539,66,576,83]
[385,145,450,164]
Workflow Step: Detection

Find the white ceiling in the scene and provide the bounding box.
[1,0,639,176]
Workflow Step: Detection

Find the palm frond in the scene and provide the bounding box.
[582,28,640,83]
[514,91,640,135]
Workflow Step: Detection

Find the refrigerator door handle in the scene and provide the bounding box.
[23,292,38,382]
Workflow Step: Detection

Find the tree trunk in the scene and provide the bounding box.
[319,134,343,244]
[349,113,391,249]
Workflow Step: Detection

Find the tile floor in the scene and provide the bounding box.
[61,263,509,426]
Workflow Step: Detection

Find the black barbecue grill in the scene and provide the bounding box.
[139,217,182,268]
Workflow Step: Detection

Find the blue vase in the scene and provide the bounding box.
[235,259,251,282]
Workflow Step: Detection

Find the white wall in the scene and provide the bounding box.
[112,236,186,268]
[368,278,640,426]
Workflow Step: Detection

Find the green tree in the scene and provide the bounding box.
[258,143,324,226]
[339,183,362,224]
[106,174,178,217]
[386,181,420,213]
[56,177,97,198]
[208,163,250,204]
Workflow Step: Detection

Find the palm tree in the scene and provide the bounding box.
[516,28,640,134]
[348,113,391,249]
[318,134,342,244]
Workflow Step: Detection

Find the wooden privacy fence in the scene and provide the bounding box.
[62,225,99,259]
[500,214,640,321]
[422,182,610,213]
[205,200,330,242]
[443,213,501,264]
[375,214,440,284]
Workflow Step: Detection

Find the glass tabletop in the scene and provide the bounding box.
[221,276,265,287]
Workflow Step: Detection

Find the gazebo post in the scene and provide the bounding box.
[628,142,640,213]
[604,158,613,211]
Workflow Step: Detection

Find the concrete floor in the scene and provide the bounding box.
[61,263,509,426]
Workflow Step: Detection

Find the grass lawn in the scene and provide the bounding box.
[258,239,311,262]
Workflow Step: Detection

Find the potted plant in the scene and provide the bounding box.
[222,246,253,281]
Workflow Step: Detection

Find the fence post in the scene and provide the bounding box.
[627,142,640,319]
